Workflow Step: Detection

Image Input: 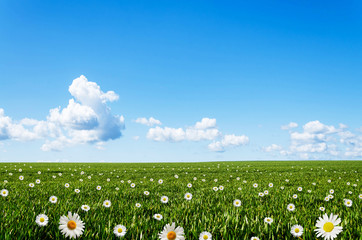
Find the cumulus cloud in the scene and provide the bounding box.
[147,118,248,152]
[281,122,298,130]
[0,75,125,151]
[266,120,362,159]
[134,117,162,126]
[208,134,249,152]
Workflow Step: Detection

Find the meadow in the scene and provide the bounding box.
[0,161,361,240]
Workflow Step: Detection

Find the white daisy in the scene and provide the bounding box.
[268,183,273,187]
[29,183,35,188]
[49,196,58,204]
[114,224,127,237]
[1,189,8,197]
[103,200,111,208]
[250,237,259,240]
[153,214,163,221]
[81,205,90,212]
[144,191,150,196]
[130,183,135,188]
[258,192,264,197]
[319,207,325,211]
[36,214,48,227]
[293,194,298,199]
[158,222,185,240]
[65,183,70,188]
[135,203,141,208]
[74,189,80,194]
[344,199,352,207]
[297,187,303,192]
[213,187,218,191]
[264,217,273,225]
[359,194,362,199]
[329,189,334,194]
[96,186,101,190]
[184,193,192,201]
[199,231,212,240]
[324,196,330,202]
[161,196,169,203]
[36,179,41,184]
[59,212,85,239]
[314,213,343,240]
[233,199,241,207]
[219,186,224,190]
[253,183,258,188]
[158,179,163,184]
[264,190,269,195]
[287,203,295,212]
[290,224,303,238]
[187,183,192,188]
[19,176,24,180]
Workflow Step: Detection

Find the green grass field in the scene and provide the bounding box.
[0,161,361,239]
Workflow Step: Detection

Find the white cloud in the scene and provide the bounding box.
[208,134,249,152]
[135,117,162,126]
[146,118,247,152]
[0,75,125,151]
[133,136,140,141]
[281,122,298,130]
[266,120,362,159]
[263,144,282,152]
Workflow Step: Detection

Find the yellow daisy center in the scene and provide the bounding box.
[118,228,123,233]
[2,191,6,194]
[52,198,55,201]
[163,198,166,201]
[67,220,77,230]
[203,235,209,239]
[289,206,292,209]
[323,222,334,232]
[236,202,239,204]
[347,201,350,204]
[295,228,299,233]
[40,217,45,222]
[167,231,176,240]
[187,195,190,198]
[106,202,109,205]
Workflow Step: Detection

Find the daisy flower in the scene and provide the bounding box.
[19,176,24,180]
[161,196,169,203]
[65,183,70,188]
[319,207,325,211]
[36,179,41,184]
[264,190,269,195]
[153,214,163,221]
[144,191,150,196]
[1,189,8,197]
[287,203,295,212]
[96,186,101,190]
[135,203,141,208]
[184,193,192,201]
[219,186,224,190]
[290,224,303,238]
[74,189,80,194]
[114,224,127,237]
[59,212,85,239]
[199,231,212,240]
[344,199,352,207]
[359,194,362,199]
[130,183,135,188]
[329,189,334,194]
[250,237,259,240]
[49,196,58,203]
[36,214,48,227]
[324,196,330,202]
[258,192,264,197]
[29,183,35,188]
[103,200,111,208]
[159,222,185,240]
[268,183,273,187]
[293,194,298,199]
[187,183,192,188]
[233,199,241,207]
[158,179,163,184]
[213,187,218,191]
[253,183,258,188]
[264,217,273,225]
[81,205,90,212]
[314,213,343,240]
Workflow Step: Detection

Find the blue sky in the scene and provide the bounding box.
[0,0,361,162]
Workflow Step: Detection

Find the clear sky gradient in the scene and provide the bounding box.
[0,0,361,162]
